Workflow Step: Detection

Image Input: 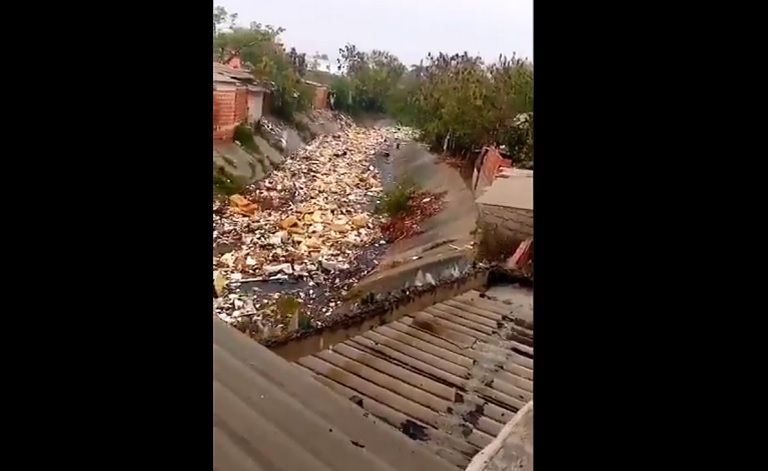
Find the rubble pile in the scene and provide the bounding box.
[380,191,447,242]
[213,122,395,333]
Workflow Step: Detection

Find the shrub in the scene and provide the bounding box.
[377,178,417,216]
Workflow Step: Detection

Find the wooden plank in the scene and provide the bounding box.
[401,316,477,349]
[314,350,453,413]
[348,337,468,389]
[331,342,456,401]
[373,325,475,370]
[360,331,471,379]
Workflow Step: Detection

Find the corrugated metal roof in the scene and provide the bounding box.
[214,71,238,83]
[303,79,328,89]
[214,62,255,81]
[297,289,534,469]
[246,84,269,93]
[213,320,454,471]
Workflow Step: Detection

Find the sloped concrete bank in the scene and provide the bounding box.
[213,111,343,187]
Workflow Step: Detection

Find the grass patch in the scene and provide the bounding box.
[234,123,262,155]
[376,178,417,217]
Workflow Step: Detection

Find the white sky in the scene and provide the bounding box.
[214,0,533,68]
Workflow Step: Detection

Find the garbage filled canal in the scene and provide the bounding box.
[213,120,419,341]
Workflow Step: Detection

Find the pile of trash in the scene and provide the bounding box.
[380,191,447,242]
[213,123,395,334]
[382,125,421,141]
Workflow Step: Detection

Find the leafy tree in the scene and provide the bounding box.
[213,6,309,121]
[332,44,405,114]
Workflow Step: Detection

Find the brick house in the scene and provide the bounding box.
[213,62,270,141]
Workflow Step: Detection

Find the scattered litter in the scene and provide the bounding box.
[379,191,447,242]
[214,117,411,332]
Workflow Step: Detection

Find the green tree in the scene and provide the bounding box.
[332,44,405,114]
[213,7,309,121]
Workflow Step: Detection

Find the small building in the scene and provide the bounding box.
[303,79,330,110]
[213,62,271,141]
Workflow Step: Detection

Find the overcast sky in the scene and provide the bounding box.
[215,0,533,67]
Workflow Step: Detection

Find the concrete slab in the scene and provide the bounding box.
[476,169,533,210]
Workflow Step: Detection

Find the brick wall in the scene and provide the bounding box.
[478,204,533,244]
[312,86,329,110]
[473,147,512,194]
[235,87,248,123]
[213,85,249,141]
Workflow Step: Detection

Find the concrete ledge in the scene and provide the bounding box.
[266,268,489,360]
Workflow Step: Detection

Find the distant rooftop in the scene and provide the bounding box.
[476,168,533,210]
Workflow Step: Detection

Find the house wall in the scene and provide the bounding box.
[247,91,264,124]
[213,83,248,141]
[478,203,533,244]
[214,86,236,141]
[234,86,248,124]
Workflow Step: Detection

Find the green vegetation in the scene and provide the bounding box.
[213,6,311,121]
[233,123,262,154]
[331,44,406,115]
[377,179,417,216]
[331,44,533,164]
